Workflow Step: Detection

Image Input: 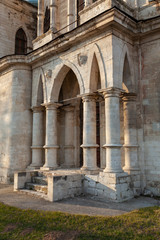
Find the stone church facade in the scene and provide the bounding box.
[1,0,160,202]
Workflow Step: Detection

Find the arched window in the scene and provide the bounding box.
[15,28,27,55]
[44,6,50,33]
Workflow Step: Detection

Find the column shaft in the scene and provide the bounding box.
[103,88,123,173]
[67,0,74,31]
[42,103,60,170]
[81,94,99,171]
[37,0,44,36]
[29,106,44,169]
[123,94,139,172]
[64,106,75,167]
[50,0,57,32]
[84,0,91,7]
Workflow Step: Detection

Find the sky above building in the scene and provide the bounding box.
[24,0,38,6]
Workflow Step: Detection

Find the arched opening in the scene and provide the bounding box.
[122,54,133,93]
[37,76,44,106]
[15,28,27,55]
[44,6,50,33]
[90,54,102,168]
[58,69,82,168]
[121,54,136,170]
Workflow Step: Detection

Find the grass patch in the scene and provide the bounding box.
[0,202,160,239]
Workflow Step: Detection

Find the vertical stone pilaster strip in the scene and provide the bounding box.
[37,0,44,36]
[50,0,57,32]
[84,0,91,7]
[67,0,74,31]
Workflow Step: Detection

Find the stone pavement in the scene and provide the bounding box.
[0,184,160,217]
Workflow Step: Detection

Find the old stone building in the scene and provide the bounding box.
[1,0,160,202]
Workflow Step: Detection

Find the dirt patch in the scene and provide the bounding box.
[1,224,17,233]
[43,231,79,240]
[20,228,33,236]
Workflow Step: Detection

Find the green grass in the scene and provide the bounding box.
[0,203,160,240]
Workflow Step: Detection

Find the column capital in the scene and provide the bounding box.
[122,93,137,102]
[99,88,124,99]
[31,106,44,113]
[79,93,98,103]
[42,102,62,110]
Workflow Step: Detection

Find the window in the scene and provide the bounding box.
[77,0,84,12]
[15,28,27,55]
[44,6,50,33]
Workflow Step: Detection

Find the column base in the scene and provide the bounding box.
[40,165,58,171]
[103,168,124,174]
[81,167,100,175]
[27,164,41,170]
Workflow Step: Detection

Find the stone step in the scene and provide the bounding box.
[25,183,48,195]
[32,176,47,185]
[19,189,48,200]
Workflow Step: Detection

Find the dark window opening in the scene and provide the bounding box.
[44,6,50,33]
[77,0,84,12]
[77,0,84,26]
[15,28,27,55]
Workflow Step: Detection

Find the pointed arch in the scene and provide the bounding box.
[32,68,47,107]
[15,28,27,55]
[88,43,107,92]
[49,60,84,102]
[37,75,44,105]
[89,53,101,92]
[119,44,135,92]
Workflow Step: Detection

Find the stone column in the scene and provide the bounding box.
[103,88,123,173]
[50,0,57,32]
[81,94,99,172]
[41,103,61,170]
[64,106,75,167]
[84,0,91,7]
[122,93,139,173]
[67,0,74,31]
[37,0,44,36]
[29,106,44,169]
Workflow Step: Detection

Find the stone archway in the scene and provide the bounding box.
[57,69,82,168]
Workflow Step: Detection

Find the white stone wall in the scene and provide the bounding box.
[0,0,37,58]
[0,64,32,183]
